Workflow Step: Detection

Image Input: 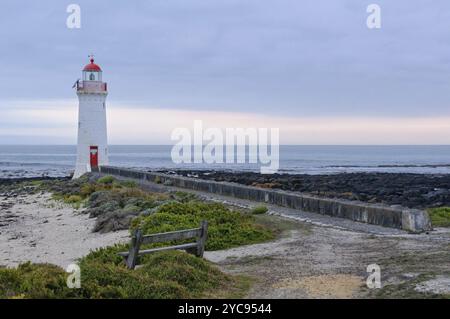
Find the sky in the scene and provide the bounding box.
[1,0,450,144]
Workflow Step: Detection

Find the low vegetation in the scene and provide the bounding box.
[0,250,246,299]
[0,174,278,299]
[132,201,274,250]
[428,207,450,227]
[251,205,268,215]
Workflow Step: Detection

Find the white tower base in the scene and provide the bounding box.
[73,91,108,179]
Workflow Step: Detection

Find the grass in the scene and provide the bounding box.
[0,251,249,299]
[251,205,268,215]
[51,194,86,209]
[428,207,450,227]
[97,175,115,185]
[0,263,77,299]
[131,201,275,251]
[28,180,44,187]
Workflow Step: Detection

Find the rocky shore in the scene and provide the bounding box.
[159,170,450,209]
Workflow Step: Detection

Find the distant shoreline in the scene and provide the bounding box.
[2,145,450,177]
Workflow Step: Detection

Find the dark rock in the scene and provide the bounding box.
[157,170,450,209]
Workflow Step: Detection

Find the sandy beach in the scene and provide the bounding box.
[0,191,128,268]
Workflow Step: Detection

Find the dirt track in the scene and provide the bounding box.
[200,193,450,299]
[206,214,450,298]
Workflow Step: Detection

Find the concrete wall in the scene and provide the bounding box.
[99,166,432,233]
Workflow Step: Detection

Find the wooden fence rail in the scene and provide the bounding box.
[118,220,208,269]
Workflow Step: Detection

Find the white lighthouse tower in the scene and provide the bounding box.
[73,56,109,179]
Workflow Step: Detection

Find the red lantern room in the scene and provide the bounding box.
[82,56,103,81]
[76,55,107,93]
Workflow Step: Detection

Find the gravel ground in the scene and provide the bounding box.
[195,191,450,298]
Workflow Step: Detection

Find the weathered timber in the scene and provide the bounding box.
[119,220,208,269]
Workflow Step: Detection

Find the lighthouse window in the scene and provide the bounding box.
[89,73,95,81]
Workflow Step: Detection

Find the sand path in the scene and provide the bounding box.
[0,192,128,268]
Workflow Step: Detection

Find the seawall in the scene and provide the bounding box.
[99,166,432,233]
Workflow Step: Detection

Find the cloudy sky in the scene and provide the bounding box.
[1,0,450,144]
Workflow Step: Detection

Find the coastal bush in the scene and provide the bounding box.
[0,263,75,299]
[64,195,83,204]
[97,175,116,185]
[118,180,138,188]
[428,207,450,227]
[77,250,233,298]
[83,187,170,232]
[173,191,197,203]
[251,205,268,215]
[131,201,274,250]
[0,251,239,299]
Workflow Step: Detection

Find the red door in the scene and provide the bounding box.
[90,146,99,168]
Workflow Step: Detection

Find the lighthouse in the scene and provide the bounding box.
[73,56,109,179]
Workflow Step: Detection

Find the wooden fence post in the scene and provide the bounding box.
[126,229,143,269]
[196,220,208,258]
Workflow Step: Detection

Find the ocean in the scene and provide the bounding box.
[1,145,450,178]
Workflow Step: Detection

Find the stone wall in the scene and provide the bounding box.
[99,166,432,233]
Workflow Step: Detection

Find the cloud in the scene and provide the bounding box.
[1,100,450,145]
[1,0,450,119]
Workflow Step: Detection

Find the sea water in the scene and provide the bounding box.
[1,145,450,178]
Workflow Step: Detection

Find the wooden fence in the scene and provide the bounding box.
[118,220,208,269]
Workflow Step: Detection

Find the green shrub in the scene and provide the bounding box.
[131,201,274,250]
[97,175,116,185]
[29,180,43,187]
[80,183,97,197]
[80,243,129,265]
[428,207,450,227]
[119,180,138,188]
[0,251,238,299]
[172,191,197,203]
[62,194,85,209]
[137,251,230,296]
[77,250,233,298]
[64,195,83,204]
[0,263,76,299]
[251,205,268,215]
[154,176,162,184]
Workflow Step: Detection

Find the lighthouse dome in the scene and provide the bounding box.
[83,58,102,71]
